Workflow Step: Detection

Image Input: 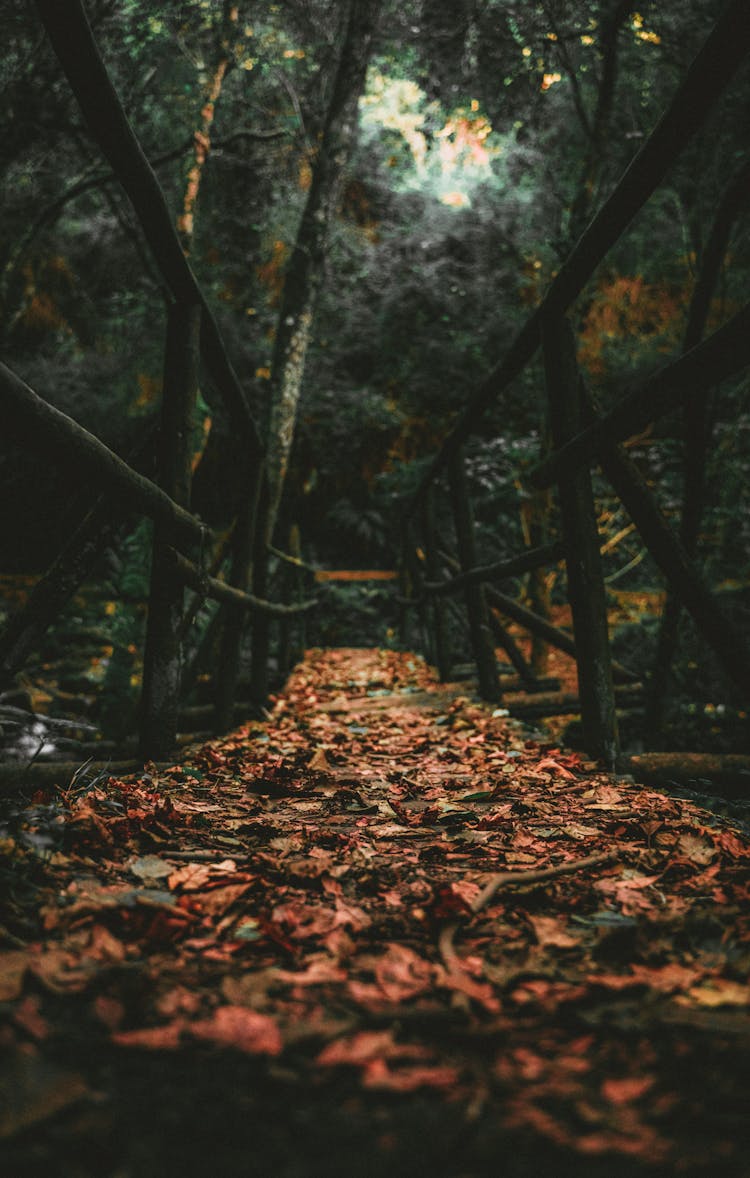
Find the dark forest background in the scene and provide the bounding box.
[1,0,748,759]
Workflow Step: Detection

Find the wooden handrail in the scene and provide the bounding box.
[171,551,318,617]
[423,541,565,597]
[528,302,750,489]
[34,0,264,459]
[1,361,207,554]
[410,0,750,506]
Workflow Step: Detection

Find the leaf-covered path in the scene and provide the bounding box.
[2,648,750,1176]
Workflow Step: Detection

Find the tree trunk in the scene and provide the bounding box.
[263,0,381,541]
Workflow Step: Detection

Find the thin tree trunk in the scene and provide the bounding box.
[263,0,381,541]
[568,0,631,242]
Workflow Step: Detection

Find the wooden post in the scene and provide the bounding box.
[646,159,750,738]
[140,302,200,759]
[277,523,303,674]
[542,315,618,766]
[578,384,750,701]
[403,520,432,661]
[421,488,451,680]
[214,465,262,732]
[447,451,501,702]
[397,516,412,647]
[249,474,272,711]
[486,610,536,686]
[484,584,637,686]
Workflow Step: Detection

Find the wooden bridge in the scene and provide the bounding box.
[1,0,749,784]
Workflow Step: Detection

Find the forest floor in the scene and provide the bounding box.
[2,647,750,1177]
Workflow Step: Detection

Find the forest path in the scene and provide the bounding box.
[2,648,750,1176]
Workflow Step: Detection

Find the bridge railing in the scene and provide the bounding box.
[400,0,750,765]
[0,0,317,760]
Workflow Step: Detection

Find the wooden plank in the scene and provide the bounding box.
[625,753,750,796]
[504,683,643,720]
[314,569,398,582]
[543,315,618,766]
[0,360,206,552]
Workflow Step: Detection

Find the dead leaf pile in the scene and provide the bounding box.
[1,647,749,1170]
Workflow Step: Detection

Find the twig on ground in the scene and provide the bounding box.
[471,849,619,915]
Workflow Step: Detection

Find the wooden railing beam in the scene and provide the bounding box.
[1,361,207,553]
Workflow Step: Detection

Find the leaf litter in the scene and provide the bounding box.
[1,647,749,1173]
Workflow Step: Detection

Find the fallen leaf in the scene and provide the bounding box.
[129,854,173,883]
[681,979,750,1008]
[676,833,715,866]
[528,915,579,949]
[0,950,29,1001]
[307,748,332,772]
[602,1075,655,1104]
[113,1022,186,1049]
[362,1058,461,1091]
[188,1005,282,1055]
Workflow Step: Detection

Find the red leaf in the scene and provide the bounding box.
[188,1005,282,1055]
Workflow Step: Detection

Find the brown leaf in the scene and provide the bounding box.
[676,832,716,865]
[307,747,332,772]
[113,1021,186,1050]
[0,950,29,1002]
[193,881,253,917]
[680,979,750,1008]
[362,1059,461,1092]
[528,914,579,949]
[602,1075,655,1105]
[188,1005,282,1055]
